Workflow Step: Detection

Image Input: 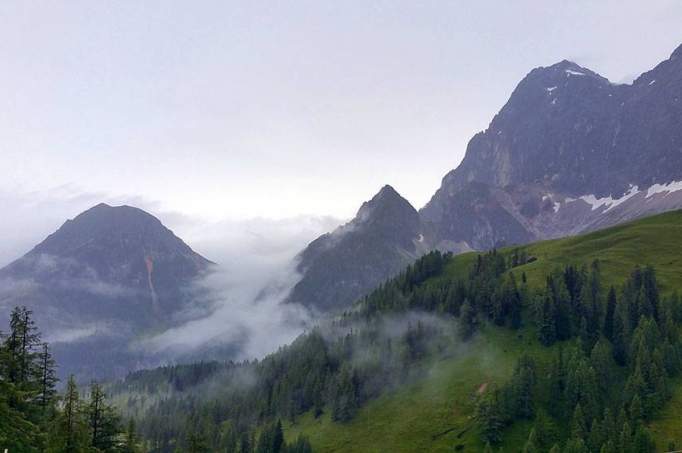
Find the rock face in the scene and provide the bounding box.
[295,43,682,312]
[422,43,682,249]
[0,203,212,379]
[287,185,427,311]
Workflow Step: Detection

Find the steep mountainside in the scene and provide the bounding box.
[295,43,682,311]
[0,203,213,379]
[287,185,429,311]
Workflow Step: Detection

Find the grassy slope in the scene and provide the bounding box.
[284,210,682,451]
[286,326,540,452]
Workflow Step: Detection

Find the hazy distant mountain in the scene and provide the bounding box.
[295,42,682,312]
[0,203,212,379]
[287,185,431,311]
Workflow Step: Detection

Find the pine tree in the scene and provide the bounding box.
[509,274,523,330]
[619,421,632,453]
[47,375,89,452]
[459,299,477,340]
[629,394,643,427]
[511,355,536,419]
[590,338,614,394]
[538,294,557,346]
[563,437,589,453]
[37,343,58,416]
[331,366,359,422]
[530,409,557,449]
[121,418,141,453]
[570,403,587,440]
[88,382,121,451]
[255,419,284,453]
[4,306,42,415]
[604,287,617,341]
[476,390,504,444]
[612,305,628,366]
[632,426,656,453]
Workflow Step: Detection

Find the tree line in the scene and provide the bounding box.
[0,306,140,452]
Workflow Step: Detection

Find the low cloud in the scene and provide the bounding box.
[0,185,165,268]
[140,215,341,361]
[0,184,343,364]
[44,323,113,344]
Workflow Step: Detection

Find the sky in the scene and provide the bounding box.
[2,0,682,263]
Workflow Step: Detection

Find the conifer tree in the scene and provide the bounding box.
[570,403,587,440]
[37,343,58,416]
[48,375,89,453]
[538,294,557,346]
[459,299,477,340]
[604,287,617,341]
[476,389,504,444]
[88,382,121,451]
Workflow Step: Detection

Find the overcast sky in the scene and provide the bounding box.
[2,1,682,259]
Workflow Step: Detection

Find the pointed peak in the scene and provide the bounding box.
[354,184,417,225]
[549,59,581,70]
[375,184,401,199]
[546,60,597,77]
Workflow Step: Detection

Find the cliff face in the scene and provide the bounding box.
[421,44,682,250]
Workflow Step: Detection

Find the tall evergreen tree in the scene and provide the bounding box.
[88,382,121,451]
[603,287,617,341]
[47,375,89,453]
[37,343,58,415]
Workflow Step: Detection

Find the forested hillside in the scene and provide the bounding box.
[0,306,141,452]
[103,210,682,452]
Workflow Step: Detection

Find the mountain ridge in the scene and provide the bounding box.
[292,42,682,311]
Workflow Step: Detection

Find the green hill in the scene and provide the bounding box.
[284,210,682,452]
[110,210,682,452]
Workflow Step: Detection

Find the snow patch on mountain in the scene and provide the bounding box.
[577,185,640,212]
[646,180,682,198]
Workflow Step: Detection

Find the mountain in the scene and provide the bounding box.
[0,203,213,379]
[287,185,429,311]
[294,43,682,311]
[422,43,682,246]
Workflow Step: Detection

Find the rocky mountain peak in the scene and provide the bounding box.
[287,186,423,311]
[355,184,419,230]
[2,203,212,317]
